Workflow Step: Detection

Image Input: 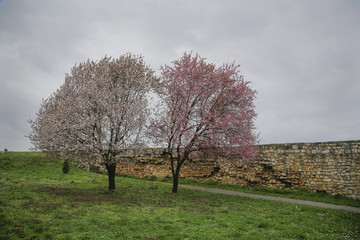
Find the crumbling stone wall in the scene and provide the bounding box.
[115,140,360,200]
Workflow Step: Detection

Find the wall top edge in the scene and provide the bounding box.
[257,140,360,147]
[126,140,360,151]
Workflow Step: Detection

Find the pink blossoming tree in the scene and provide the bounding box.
[149,52,258,193]
[28,54,155,191]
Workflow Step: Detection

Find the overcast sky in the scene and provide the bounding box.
[0,0,359,151]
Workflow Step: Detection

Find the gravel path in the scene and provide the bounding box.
[172,184,360,213]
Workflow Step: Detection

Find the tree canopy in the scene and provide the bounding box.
[29,52,258,193]
[28,54,155,190]
[149,52,258,192]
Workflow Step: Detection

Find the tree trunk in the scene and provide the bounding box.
[172,157,184,193]
[105,163,116,191]
[170,153,187,193]
[172,171,179,193]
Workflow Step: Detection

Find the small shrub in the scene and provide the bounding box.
[149,176,157,181]
[62,159,69,174]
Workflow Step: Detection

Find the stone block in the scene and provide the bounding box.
[113,141,360,200]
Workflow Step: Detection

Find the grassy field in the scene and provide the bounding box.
[152,177,360,208]
[0,152,359,239]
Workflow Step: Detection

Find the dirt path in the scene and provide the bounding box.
[172,184,360,213]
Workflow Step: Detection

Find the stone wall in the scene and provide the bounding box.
[115,140,360,200]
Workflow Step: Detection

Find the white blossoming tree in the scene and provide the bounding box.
[28,54,155,190]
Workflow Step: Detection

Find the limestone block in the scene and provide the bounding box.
[112,141,360,200]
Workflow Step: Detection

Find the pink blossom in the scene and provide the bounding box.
[149,52,258,192]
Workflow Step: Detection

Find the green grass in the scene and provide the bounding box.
[154,177,360,208]
[0,152,359,240]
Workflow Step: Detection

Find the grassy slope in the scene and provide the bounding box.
[0,152,359,240]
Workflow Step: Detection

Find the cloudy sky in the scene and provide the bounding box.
[0,0,359,151]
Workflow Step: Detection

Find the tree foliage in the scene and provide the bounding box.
[28,54,155,190]
[149,52,258,193]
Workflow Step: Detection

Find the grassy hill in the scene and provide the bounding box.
[0,152,359,239]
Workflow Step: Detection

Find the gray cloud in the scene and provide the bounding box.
[0,0,359,150]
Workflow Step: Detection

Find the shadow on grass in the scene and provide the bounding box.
[38,186,141,204]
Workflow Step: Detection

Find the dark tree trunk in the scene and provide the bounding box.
[105,163,116,191]
[169,150,189,193]
[172,171,179,193]
[172,155,186,193]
